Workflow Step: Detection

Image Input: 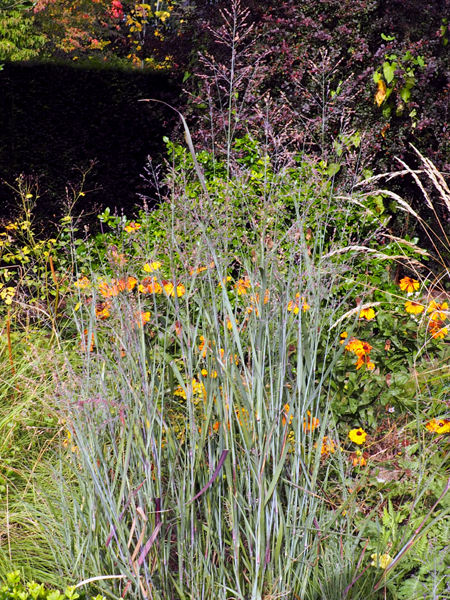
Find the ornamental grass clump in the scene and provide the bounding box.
[46,169,401,600]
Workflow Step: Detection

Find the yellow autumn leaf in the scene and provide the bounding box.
[374,79,387,107]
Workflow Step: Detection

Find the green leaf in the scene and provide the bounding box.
[399,87,411,103]
[383,62,397,84]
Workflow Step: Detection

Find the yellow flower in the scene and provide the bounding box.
[348,428,367,445]
[340,332,348,344]
[74,276,90,290]
[399,276,420,293]
[371,554,393,569]
[425,418,450,434]
[124,222,141,233]
[359,307,376,320]
[139,311,151,325]
[405,300,425,314]
[427,300,448,322]
[143,261,161,273]
[163,282,186,297]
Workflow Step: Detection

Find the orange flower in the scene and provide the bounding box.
[282,403,293,427]
[139,277,163,294]
[99,281,119,298]
[139,311,151,325]
[427,300,449,322]
[399,276,420,293]
[405,301,425,314]
[199,335,208,358]
[235,277,251,295]
[340,332,348,344]
[319,436,336,456]
[428,320,448,339]
[303,410,319,432]
[356,355,375,370]
[81,329,95,352]
[117,276,137,292]
[351,450,368,467]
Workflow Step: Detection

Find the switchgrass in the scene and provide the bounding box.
[42,175,401,600]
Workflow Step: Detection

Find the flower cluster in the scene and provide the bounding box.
[287,293,310,314]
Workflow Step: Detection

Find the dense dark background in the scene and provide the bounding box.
[0,60,180,226]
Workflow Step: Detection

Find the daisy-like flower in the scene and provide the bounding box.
[399,276,420,293]
[124,222,141,233]
[425,418,450,434]
[303,410,320,432]
[405,300,425,314]
[143,261,161,273]
[348,428,367,445]
[359,307,376,320]
[371,554,393,569]
[163,282,186,297]
[427,300,449,322]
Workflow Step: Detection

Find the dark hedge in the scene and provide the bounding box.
[0,60,180,227]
